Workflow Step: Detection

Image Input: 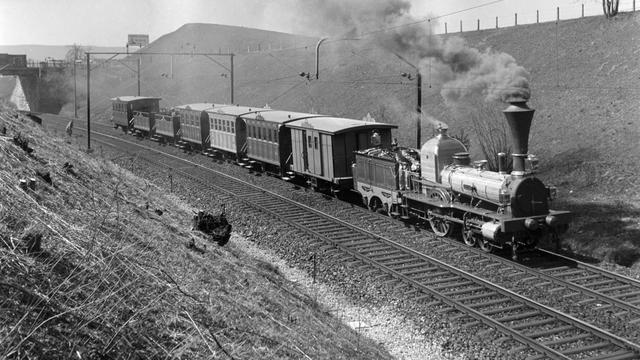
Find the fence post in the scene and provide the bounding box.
[445,22,448,34]
[496,16,498,29]
[515,13,518,26]
[557,7,560,21]
[582,4,584,17]
[477,19,480,31]
[634,0,636,11]
[537,10,539,23]
[460,20,462,32]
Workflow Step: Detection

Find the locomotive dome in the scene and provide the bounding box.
[420,127,467,183]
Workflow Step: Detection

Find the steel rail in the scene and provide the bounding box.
[538,248,640,286]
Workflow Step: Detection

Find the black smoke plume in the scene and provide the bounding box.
[287,0,531,102]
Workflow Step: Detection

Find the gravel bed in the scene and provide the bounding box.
[90,133,640,358]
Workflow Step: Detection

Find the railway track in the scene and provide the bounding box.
[69,125,639,359]
[359,210,640,330]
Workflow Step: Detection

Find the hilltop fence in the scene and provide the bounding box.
[442,0,637,34]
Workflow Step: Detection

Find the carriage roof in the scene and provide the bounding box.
[173,103,215,112]
[242,110,325,124]
[111,96,161,103]
[285,116,397,135]
[206,104,271,116]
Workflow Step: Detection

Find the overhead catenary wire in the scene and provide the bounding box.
[241,0,505,56]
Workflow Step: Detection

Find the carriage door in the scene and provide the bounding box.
[308,130,322,175]
[301,130,309,171]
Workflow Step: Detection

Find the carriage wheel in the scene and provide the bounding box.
[462,229,477,247]
[478,238,494,253]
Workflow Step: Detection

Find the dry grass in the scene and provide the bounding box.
[0,106,390,359]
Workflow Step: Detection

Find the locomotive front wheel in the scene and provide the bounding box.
[462,229,477,247]
[429,217,451,237]
[478,238,494,253]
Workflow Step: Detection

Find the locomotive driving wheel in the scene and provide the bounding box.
[429,216,451,237]
[428,190,453,237]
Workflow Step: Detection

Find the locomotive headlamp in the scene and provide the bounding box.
[547,186,558,201]
[524,218,539,230]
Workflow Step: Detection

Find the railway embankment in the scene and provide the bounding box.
[0,106,397,359]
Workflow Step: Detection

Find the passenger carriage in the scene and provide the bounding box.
[173,103,215,150]
[110,96,161,132]
[286,116,397,191]
[239,110,324,174]
[204,104,269,160]
[150,111,181,144]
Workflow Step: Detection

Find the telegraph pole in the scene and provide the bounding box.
[73,59,78,119]
[416,72,422,148]
[230,54,234,104]
[86,53,91,151]
[396,52,423,149]
[137,57,141,96]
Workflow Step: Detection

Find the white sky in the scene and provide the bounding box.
[0,0,611,46]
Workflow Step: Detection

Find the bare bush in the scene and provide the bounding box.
[451,98,512,172]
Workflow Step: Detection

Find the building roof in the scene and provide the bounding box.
[242,110,324,124]
[285,116,397,135]
[110,96,161,103]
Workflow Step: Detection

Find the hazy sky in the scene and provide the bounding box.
[0,0,608,46]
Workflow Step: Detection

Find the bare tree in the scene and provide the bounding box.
[65,44,91,63]
[603,0,620,18]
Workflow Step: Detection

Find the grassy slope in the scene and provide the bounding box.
[0,105,390,359]
[63,14,639,266]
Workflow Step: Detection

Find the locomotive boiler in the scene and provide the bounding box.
[354,99,571,259]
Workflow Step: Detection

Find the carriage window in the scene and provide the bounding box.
[225,120,229,133]
[308,136,312,148]
[314,136,318,149]
[230,122,235,133]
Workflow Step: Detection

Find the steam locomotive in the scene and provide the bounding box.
[353,99,571,259]
[111,96,571,259]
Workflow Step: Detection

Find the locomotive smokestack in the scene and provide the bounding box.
[503,99,534,176]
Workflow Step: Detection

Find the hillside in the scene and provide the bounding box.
[59,15,639,263]
[0,106,392,359]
